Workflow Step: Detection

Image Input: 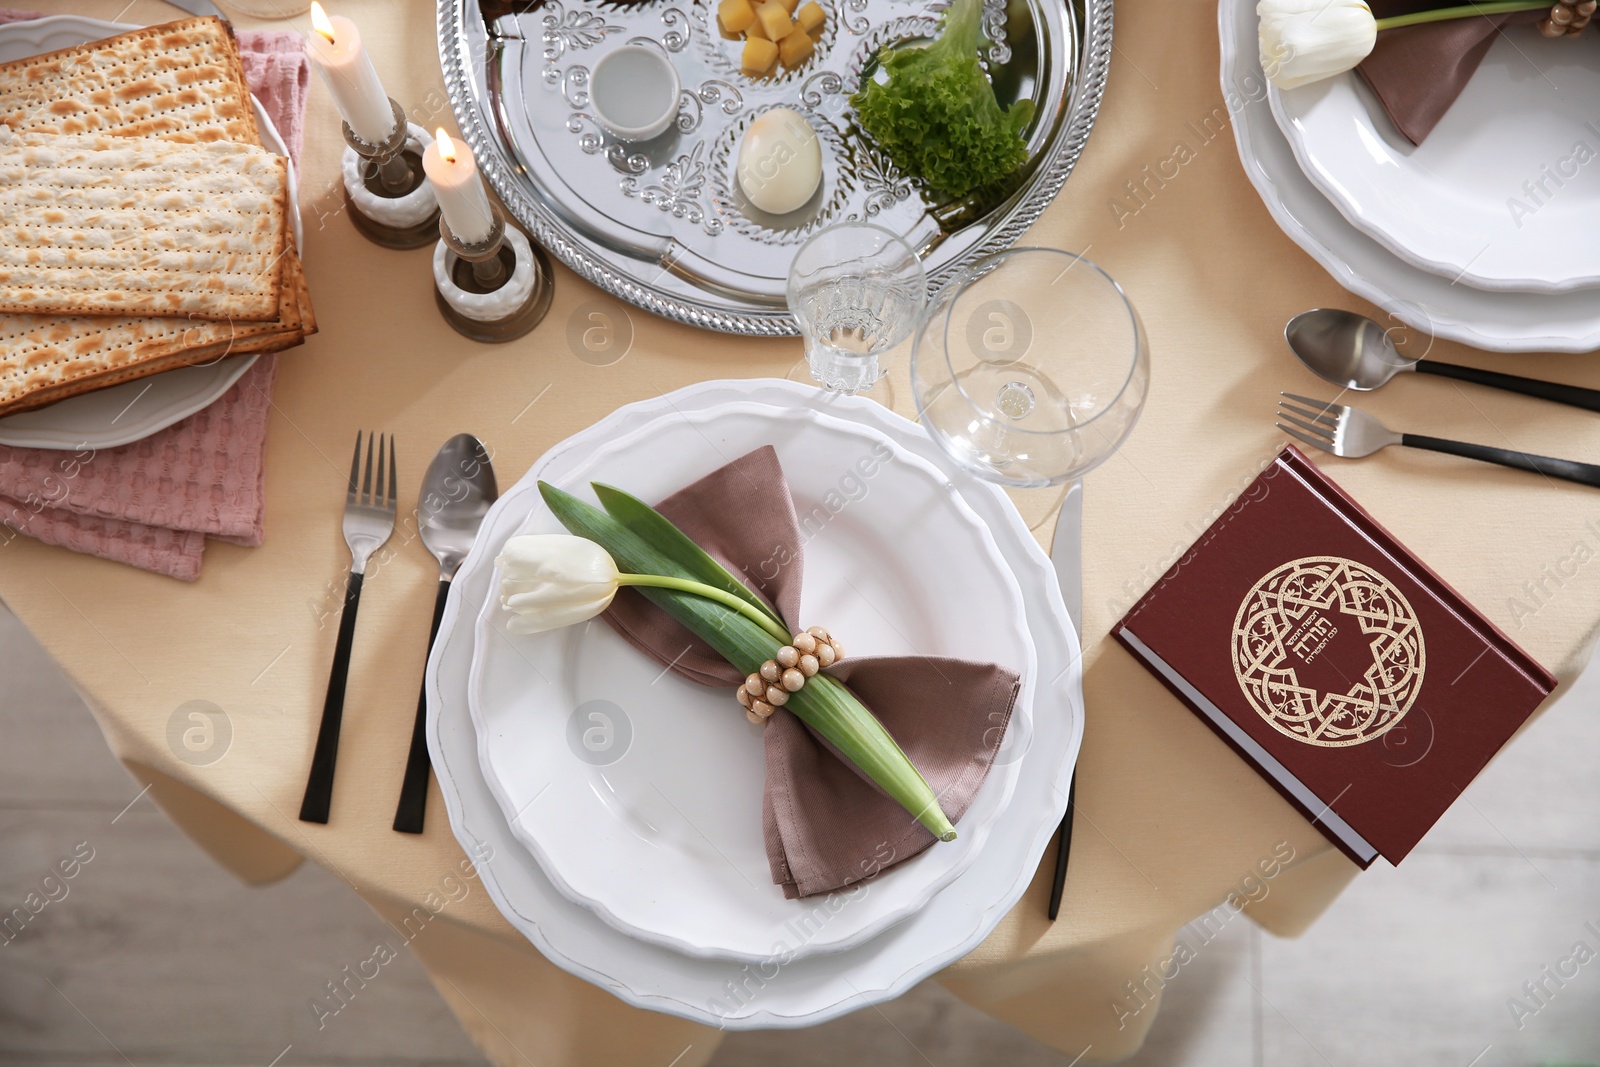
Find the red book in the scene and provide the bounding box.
[1113,445,1556,867]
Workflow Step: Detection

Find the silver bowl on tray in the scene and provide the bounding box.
[438,0,1113,334]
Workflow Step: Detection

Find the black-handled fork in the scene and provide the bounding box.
[300,431,397,824]
[1277,394,1600,489]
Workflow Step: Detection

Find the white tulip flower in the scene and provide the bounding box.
[1259,0,1378,90]
[496,534,621,634]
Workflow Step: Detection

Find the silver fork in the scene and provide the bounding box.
[300,431,398,824]
[1277,393,1600,489]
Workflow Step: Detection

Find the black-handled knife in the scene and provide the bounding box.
[1047,480,1083,920]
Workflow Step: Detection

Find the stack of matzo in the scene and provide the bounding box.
[0,16,314,419]
[0,16,257,142]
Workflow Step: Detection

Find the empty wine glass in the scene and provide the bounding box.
[911,248,1149,488]
[787,222,927,395]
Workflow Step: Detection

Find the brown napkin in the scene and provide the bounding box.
[601,446,1021,899]
[1357,2,1548,145]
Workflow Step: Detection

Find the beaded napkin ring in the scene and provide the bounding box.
[1542,0,1595,36]
[738,626,845,723]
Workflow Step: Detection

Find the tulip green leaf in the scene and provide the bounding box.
[591,481,785,632]
[537,479,956,842]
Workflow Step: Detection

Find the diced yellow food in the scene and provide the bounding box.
[796,1,825,33]
[719,0,757,32]
[727,0,818,78]
[755,1,794,43]
[778,27,814,67]
[741,36,779,75]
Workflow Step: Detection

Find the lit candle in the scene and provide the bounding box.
[423,128,496,245]
[305,2,396,145]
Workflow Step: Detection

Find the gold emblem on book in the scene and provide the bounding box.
[1232,556,1425,748]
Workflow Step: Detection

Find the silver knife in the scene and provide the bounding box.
[1050,481,1084,634]
[1046,480,1082,919]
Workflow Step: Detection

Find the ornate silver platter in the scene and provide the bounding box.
[439,0,1112,334]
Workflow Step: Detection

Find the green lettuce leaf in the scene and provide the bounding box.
[850,0,1035,200]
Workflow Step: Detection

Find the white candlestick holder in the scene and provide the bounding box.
[433,208,554,343]
[341,98,440,249]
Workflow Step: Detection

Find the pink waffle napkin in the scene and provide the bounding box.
[0,16,309,580]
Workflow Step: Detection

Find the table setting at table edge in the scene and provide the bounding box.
[3,4,1600,1062]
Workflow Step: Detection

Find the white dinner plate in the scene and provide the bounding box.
[1271,28,1600,292]
[426,379,1083,1029]
[468,402,1035,962]
[1219,0,1600,352]
[0,16,304,451]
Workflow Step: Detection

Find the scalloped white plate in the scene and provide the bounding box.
[467,401,1034,962]
[426,379,1082,1029]
[1219,0,1600,352]
[1270,28,1600,293]
[0,16,303,450]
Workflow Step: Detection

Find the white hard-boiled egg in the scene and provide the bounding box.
[736,108,822,215]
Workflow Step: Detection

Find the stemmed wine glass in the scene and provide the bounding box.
[912,247,1147,904]
[910,247,1149,490]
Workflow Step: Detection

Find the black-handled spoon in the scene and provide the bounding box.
[393,434,497,834]
[1286,308,1600,413]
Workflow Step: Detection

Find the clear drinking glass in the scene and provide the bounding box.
[911,248,1149,488]
[786,222,928,395]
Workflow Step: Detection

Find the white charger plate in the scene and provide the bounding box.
[1270,28,1600,292]
[1219,0,1600,352]
[468,402,1035,962]
[426,379,1082,1029]
[0,15,304,451]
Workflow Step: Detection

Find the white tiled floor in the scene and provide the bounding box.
[3,602,1597,1066]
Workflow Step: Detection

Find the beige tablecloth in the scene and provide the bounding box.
[7,1,1600,1063]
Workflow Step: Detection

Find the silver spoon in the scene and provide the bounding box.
[393,434,498,834]
[1285,309,1600,413]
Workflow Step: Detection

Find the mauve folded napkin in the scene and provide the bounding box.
[1358,1,1548,145]
[601,446,1022,899]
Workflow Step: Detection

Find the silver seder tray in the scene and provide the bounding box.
[439,0,1113,334]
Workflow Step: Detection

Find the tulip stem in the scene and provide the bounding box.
[1375,1,1548,31]
[618,573,792,643]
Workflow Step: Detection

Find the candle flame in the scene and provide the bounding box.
[436,128,457,163]
[309,2,336,44]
